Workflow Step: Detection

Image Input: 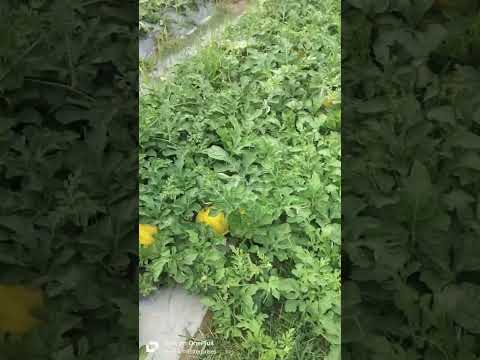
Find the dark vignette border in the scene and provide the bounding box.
[0,1,138,358]
[342,0,480,359]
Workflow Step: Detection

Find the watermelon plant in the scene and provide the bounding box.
[139,0,340,359]
[140,0,221,37]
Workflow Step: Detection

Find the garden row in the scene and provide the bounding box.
[139,0,341,359]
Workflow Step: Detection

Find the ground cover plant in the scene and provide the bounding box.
[139,0,341,359]
[139,0,244,82]
[140,0,222,38]
[140,0,195,36]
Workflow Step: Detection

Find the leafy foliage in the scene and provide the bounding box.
[343,0,480,358]
[0,0,138,358]
[140,0,207,36]
[139,0,340,358]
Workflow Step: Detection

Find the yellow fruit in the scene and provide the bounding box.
[196,207,229,235]
[139,224,158,247]
[0,285,44,335]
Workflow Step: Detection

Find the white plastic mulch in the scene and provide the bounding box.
[139,286,208,360]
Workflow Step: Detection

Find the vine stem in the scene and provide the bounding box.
[24,78,95,101]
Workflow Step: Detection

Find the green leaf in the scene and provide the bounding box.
[439,284,480,334]
[284,300,299,313]
[405,160,432,215]
[203,145,230,162]
[450,129,480,149]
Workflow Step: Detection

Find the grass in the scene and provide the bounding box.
[194,316,329,359]
[139,3,242,83]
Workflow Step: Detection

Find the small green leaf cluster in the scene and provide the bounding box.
[140,0,202,36]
